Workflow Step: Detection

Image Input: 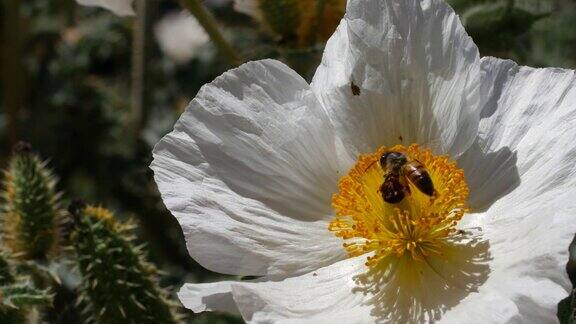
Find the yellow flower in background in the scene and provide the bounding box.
[234,0,346,46]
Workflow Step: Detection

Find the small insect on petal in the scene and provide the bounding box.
[351,81,361,96]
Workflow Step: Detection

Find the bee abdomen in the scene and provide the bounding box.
[381,175,405,204]
[405,164,435,196]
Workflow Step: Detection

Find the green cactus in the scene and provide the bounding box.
[0,307,25,324]
[0,253,53,324]
[0,254,15,286]
[0,284,53,309]
[1,143,61,260]
[69,203,178,324]
[0,253,22,324]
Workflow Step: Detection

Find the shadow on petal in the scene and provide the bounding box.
[352,234,491,323]
[458,140,520,213]
[318,86,444,159]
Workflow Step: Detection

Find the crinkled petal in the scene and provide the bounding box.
[151,60,345,278]
[181,200,575,322]
[455,58,576,321]
[311,0,481,161]
[231,257,371,323]
[459,58,576,213]
[177,258,374,322]
[76,0,134,16]
[486,206,574,323]
[451,204,575,323]
[185,205,574,323]
[178,281,239,314]
[190,255,517,323]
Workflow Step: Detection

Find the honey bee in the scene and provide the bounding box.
[372,151,435,204]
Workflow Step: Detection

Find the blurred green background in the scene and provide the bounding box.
[0,0,575,322]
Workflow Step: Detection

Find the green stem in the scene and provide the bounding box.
[181,0,241,66]
[131,0,147,138]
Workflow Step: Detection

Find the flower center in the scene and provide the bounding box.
[329,144,469,268]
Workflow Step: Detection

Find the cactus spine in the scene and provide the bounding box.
[1,143,61,260]
[0,253,52,324]
[70,203,178,324]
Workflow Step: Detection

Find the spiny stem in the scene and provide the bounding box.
[1,144,61,261]
[69,204,179,323]
[180,0,241,66]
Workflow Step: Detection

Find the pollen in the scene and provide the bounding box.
[329,144,469,268]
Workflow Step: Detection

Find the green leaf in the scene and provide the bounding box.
[528,9,576,68]
[0,254,15,286]
[447,0,490,12]
[462,1,547,55]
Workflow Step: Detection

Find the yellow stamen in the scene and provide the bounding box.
[329,144,469,268]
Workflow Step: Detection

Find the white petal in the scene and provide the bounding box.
[76,0,134,16]
[487,208,574,323]
[459,57,576,213]
[451,204,575,323]
[179,207,573,322]
[151,60,345,278]
[178,281,239,314]
[223,250,520,323]
[311,0,481,159]
[230,257,372,323]
[460,56,576,319]
[154,11,209,64]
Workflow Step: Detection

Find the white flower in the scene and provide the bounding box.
[151,0,576,322]
[154,11,210,65]
[76,0,135,16]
